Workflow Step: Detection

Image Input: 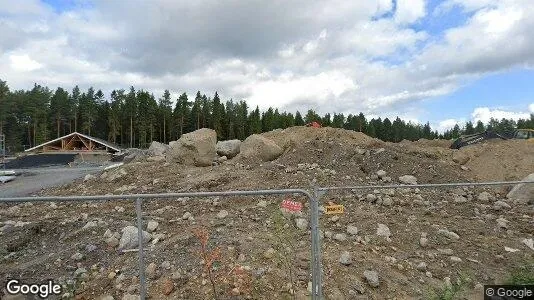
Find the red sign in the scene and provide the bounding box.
[281,199,303,212]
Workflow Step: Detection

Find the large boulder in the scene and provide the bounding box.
[167,128,217,167]
[452,151,470,165]
[148,141,170,157]
[507,173,534,204]
[123,148,147,163]
[216,140,241,159]
[238,134,283,162]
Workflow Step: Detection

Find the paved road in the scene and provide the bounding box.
[0,166,103,197]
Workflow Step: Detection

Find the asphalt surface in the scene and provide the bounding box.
[0,166,103,197]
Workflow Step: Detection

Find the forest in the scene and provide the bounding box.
[1,78,533,153]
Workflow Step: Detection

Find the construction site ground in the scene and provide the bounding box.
[1,126,533,300]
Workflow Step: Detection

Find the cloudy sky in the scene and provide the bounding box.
[1,0,533,131]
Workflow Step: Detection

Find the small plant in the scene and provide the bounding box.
[505,262,534,285]
[427,273,471,300]
[270,209,298,300]
[192,227,221,300]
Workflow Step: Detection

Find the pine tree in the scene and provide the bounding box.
[174,93,191,138]
[158,90,173,143]
[294,111,304,126]
[248,106,262,134]
[49,87,70,138]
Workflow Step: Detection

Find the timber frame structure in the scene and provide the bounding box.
[25,132,121,154]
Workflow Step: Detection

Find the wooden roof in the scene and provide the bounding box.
[25,132,121,153]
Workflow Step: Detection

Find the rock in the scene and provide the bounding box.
[334,233,347,242]
[450,256,462,263]
[216,139,241,158]
[182,212,192,220]
[217,156,227,163]
[366,194,377,203]
[438,248,454,255]
[106,168,128,182]
[147,221,159,233]
[148,141,170,157]
[97,295,114,300]
[82,221,98,230]
[108,271,116,279]
[416,262,427,271]
[438,229,460,240]
[146,156,165,162]
[161,261,171,270]
[496,217,509,229]
[399,175,418,185]
[85,244,97,252]
[363,270,379,287]
[161,278,174,296]
[382,197,393,206]
[339,251,352,265]
[295,218,308,230]
[74,267,87,278]
[507,173,534,204]
[167,128,217,167]
[217,210,229,219]
[493,200,511,210]
[420,232,428,247]
[330,216,340,223]
[84,174,96,182]
[118,226,151,250]
[146,262,158,279]
[347,225,358,236]
[522,238,534,251]
[257,200,268,208]
[71,252,84,261]
[122,294,140,300]
[237,134,283,162]
[264,248,276,259]
[376,170,387,178]
[106,236,119,248]
[452,151,470,165]
[454,196,468,203]
[376,224,391,241]
[382,176,392,182]
[477,192,493,202]
[352,280,366,294]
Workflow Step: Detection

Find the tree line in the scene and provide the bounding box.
[0,79,533,153]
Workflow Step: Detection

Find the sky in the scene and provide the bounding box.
[1,0,533,132]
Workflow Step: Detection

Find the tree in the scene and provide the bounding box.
[69,85,80,132]
[108,90,124,144]
[174,93,191,138]
[158,90,173,143]
[211,92,224,138]
[294,111,304,126]
[124,86,137,147]
[0,79,10,135]
[475,120,485,133]
[464,121,475,135]
[248,106,262,134]
[49,87,70,137]
[304,109,321,124]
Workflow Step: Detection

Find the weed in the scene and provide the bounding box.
[505,262,534,285]
[426,273,471,300]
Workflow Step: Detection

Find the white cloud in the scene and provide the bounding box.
[472,106,533,123]
[529,103,534,113]
[395,0,426,24]
[436,118,464,133]
[9,54,43,72]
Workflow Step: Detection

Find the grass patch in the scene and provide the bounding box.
[505,262,534,285]
[426,273,471,300]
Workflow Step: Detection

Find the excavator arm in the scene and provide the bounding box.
[450,131,507,149]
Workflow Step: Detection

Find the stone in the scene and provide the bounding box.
[334,233,347,242]
[182,212,192,220]
[146,262,158,279]
[161,261,171,270]
[237,134,283,162]
[477,192,493,202]
[420,232,428,248]
[295,218,308,230]
[217,210,229,219]
[507,173,534,204]
[71,252,84,261]
[167,128,217,167]
[85,244,97,252]
[122,294,140,300]
[376,223,391,241]
[438,248,454,255]
[382,197,393,206]
[347,225,358,236]
[98,295,114,300]
[161,278,174,296]
[106,168,128,182]
[454,196,468,203]
[108,272,116,279]
[106,237,119,248]
[82,221,98,230]
[493,200,511,210]
[366,194,377,202]
[376,170,387,178]
[438,229,460,240]
[363,270,379,287]
[399,175,418,185]
[264,248,276,259]
[450,256,462,263]
[522,238,534,251]
[416,262,427,271]
[146,221,159,233]
[496,217,509,229]
[339,251,352,265]
[84,174,95,182]
[148,141,170,157]
[216,139,242,159]
[119,226,151,250]
[257,200,268,208]
[452,151,470,165]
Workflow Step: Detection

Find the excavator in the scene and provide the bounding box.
[450,128,534,149]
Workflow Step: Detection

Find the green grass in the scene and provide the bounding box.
[426,273,471,300]
[505,262,534,285]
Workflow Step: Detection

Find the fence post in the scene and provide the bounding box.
[136,197,147,300]
[310,185,324,299]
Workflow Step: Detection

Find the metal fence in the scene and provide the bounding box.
[1,180,533,299]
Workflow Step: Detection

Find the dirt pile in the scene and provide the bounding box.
[1,126,533,300]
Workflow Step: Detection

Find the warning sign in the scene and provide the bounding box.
[324,205,344,215]
[280,199,303,212]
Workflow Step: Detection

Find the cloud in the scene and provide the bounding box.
[471,106,533,123]
[529,103,534,113]
[0,0,533,124]
[436,118,465,133]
